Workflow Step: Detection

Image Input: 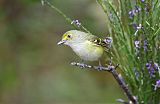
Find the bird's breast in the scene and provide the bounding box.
[70,41,103,61]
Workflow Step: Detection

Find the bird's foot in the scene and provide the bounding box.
[94,60,103,71]
[94,66,103,71]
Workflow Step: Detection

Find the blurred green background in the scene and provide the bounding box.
[0,0,125,103]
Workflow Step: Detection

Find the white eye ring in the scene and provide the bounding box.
[94,39,97,42]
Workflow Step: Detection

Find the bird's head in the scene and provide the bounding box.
[57,30,87,46]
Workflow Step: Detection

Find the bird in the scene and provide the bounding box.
[57,30,112,68]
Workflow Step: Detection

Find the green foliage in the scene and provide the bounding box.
[97,0,160,103]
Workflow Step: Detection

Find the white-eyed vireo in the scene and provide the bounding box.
[57,30,112,65]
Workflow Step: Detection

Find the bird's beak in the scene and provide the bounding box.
[57,40,66,45]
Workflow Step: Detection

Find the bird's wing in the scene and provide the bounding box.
[87,34,112,52]
[87,35,108,46]
[88,36,102,46]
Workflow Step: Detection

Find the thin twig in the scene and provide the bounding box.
[41,0,91,34]
[71,62,138,104]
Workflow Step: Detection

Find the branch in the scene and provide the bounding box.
[71,62,138,104]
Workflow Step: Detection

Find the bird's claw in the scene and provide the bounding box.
[94,66,103,71]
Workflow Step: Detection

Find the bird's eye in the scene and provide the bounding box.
[94,39,97,42]
[67,34,71,38]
